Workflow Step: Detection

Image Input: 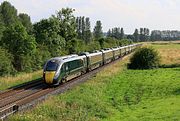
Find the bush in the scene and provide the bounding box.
[128,47,160,69]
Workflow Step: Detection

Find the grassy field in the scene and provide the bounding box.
[10,43,180,121]
[0,70,42,90]
[150,43,180,65]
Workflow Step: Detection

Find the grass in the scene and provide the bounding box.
[150,43,180,65]
[7,43,180,121]
[0,70,42,90]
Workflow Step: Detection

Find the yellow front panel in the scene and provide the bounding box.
[45,71,55,84]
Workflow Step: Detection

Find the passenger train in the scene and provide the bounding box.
[43,44,141,85]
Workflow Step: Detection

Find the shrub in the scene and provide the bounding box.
[128,47,160,69]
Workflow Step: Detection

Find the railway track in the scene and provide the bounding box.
[0,53,131,120]
[0,79,43,100]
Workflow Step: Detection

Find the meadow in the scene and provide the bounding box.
[151,43,180,65]
[10,43,180,121]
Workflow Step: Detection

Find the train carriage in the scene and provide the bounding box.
[112,47,121,60]
[131,44,137,51]
[86,51,103,71]
[123,45,130,54]
[61,56,87,81]
[119,46,126,56]
[101,49,114,64]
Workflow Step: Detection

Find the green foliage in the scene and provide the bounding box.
[32,45,51,70]
[128,47,160,69]
[0,16,5,41]
[106,27,124,40]
[139,28,150,42]
[93,20,103,40]
[98,38,105,49]
[0,47,15,76]
[18,13,33,33]
[56,8,77,41]
[84,41,101,52]
[0,1,18,26]
[120,28,124,40]
[67,38,81,54]
[76,16,92,44]
[103,37,118,48]
[150,30,180,41]
[1,23,36,71]
[119,39,133,46]
[84,17,92,44]
[133,28,139,42]
[34,18,66,57]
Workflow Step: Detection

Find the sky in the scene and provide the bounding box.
[1,0,180,34]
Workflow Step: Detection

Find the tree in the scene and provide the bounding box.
[0,1,18,26]
[150,30,162,41]
[98,38,105,49]
[133,29,139,42]
[76,17,81,39]
[107,27,125,40]
[84,17,91,44]
[81,16,85,40]
[107,29,111,37]
[56,8,77,42]
[139,28,144,41]
[1,23,36,71]
[18,13,33,33]
[0,47,15,76]
[0,16,5,41]
[76,16,92,43]
[33,18,66,56]
[93,20,103,39]
[139,28,150,41]
[114,27,120,39]
[120,28,124,40]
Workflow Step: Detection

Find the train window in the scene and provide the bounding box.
[68,59,83,70]
[61,64,65,72]
[46,61,59,71]
[65,64,68,71]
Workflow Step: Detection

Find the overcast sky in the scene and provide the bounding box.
[1,0,180,34]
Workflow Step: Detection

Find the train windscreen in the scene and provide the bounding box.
[46,61,59,71]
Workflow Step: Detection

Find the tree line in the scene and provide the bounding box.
[150,30,180,41]
[0,1,131,76]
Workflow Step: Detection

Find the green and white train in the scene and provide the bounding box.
[43,44,141,85]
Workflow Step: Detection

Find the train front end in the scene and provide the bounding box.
[43,59,61,85]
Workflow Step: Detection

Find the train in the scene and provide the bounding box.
[43,44,141,85]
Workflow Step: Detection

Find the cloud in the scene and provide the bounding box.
[1,0,180,33]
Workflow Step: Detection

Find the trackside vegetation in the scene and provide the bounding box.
[0,70,42,90]
[10,43,180,120]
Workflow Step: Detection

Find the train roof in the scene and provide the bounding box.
[112,47,120,51]
[48,54,78,61]
[101,48,113,52]
[86,51,102,56]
